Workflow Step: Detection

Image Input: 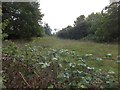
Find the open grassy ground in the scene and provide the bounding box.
[32,36,118,57]
[2,36,119,88]
[8,36,118,74]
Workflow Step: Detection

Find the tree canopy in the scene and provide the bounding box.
[2,2,44,39]
[43,23,52,36]
[57,15,88,40]
[57,1,119,43]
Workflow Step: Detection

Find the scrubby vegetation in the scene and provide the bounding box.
[2,37,120,88]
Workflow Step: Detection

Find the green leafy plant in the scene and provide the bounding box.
[2,42,119,88]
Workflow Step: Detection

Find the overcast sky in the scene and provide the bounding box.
[40,0,109,31]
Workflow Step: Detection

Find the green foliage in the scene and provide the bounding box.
[100,2,119,42]
[57,15,88,40]
[57,2,119,43]
[2,40,119,88]
[0,3,8,40]
[2,2,44,39]
[85,13,103,41]
[1,20,9,40]
[44,23,52,36]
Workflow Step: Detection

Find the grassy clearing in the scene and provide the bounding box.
[2,36,119,88]
[8,36,118,74]
[31,36,118,58]
[42,37,118,73]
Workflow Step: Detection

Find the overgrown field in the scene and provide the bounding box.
[2,36,120,88]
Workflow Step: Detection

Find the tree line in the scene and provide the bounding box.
[2,1,52,40]
[1,1,119,42]
[57,2,120,42]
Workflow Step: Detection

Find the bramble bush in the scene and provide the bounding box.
[2,41,120,88]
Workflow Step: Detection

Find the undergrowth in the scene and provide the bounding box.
[2,41,120,88]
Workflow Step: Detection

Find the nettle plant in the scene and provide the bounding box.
[2,41,119,88]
